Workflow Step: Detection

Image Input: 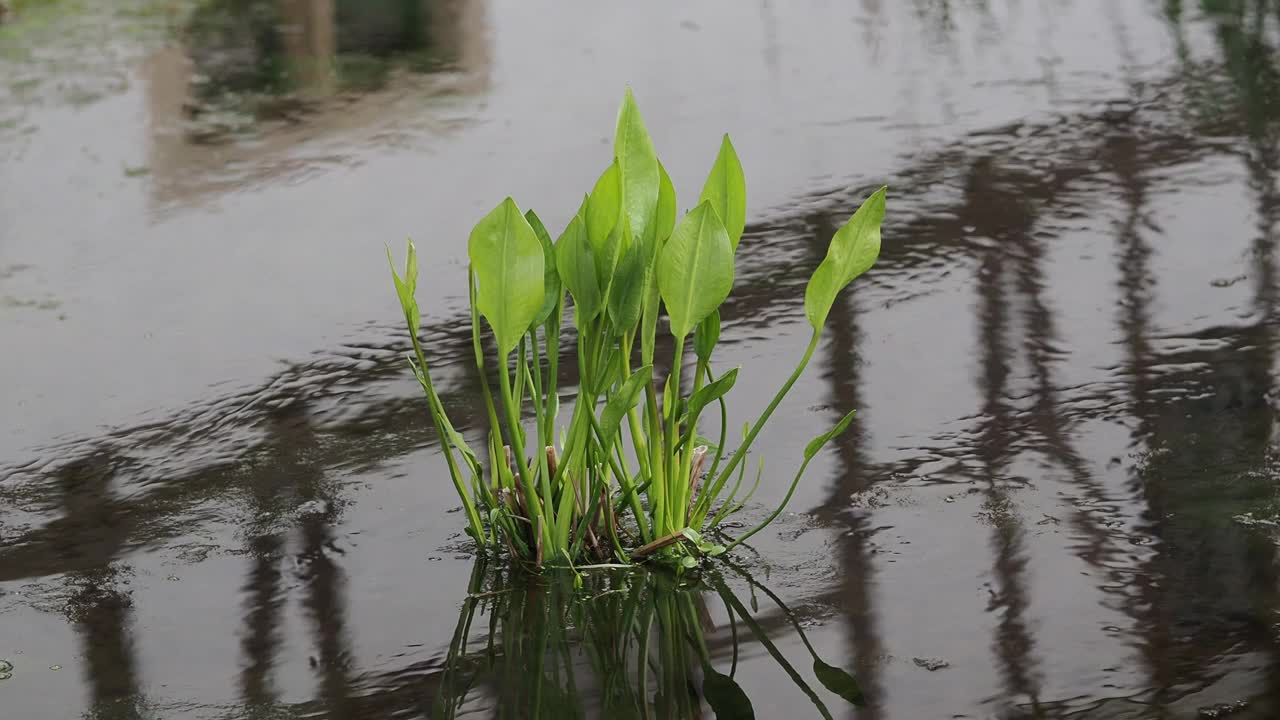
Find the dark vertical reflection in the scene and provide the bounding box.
[1140,3,1280,713]
[961,155,1043,715]
[1235,3,1280,698]
[1241,111,1280,720]
[238,405,301,709]
[55,453,145,719]
[240,532,286,708]
[284,400,356,718]
[811,206,884,720]
[1108,99,1175,718]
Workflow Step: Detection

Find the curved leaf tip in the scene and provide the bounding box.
[804,187,887,332]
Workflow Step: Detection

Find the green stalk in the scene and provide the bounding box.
[645,379,667,536]
[587,411,650,541]
[469,269,506,486]
[705,363,729,485]
[529,328,560,560]
[545,296,563,435]
[704,331,820,511]
[672,356,708,527]
[554,405,591,549]
[413,362,486,546]
[724,447,816,552]
[515,335,528,410]
[620,333,653,481]
[662,335,685,534]
[497,354,551,554]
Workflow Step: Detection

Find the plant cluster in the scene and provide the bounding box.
[389,89,885,568]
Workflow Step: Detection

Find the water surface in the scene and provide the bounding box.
[5,1,1280,718]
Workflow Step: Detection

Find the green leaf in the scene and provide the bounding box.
[615,87,661,250]
[587,163,622,265]
[804,408,857,460]
[804,187,886,331]
[386,241,420,331]
[699,134,747,250]
[680,555,698,569]
[703,666,756,719]
[658,201,735,338]
[655,160,678,251]
[694,309,721,361]
[681,527,703,544]
[607,239,646,332]
[640,268,661,365]
[467,198,545,356]
[556,214,603,322]
[600,364,652,443]
[813,660,865,706]
[707,544,726,557]
[687,367,738,423]
[525,209,562,326]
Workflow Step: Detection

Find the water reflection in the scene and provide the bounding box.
[432,560,862,720]
[54,454,147,720]
[143,0,489,206]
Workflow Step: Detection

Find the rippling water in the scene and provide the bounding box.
[5,1,1280,718]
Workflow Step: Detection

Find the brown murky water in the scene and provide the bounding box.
[5,0,1280,718]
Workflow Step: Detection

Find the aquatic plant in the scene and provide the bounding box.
[389,88,885,568]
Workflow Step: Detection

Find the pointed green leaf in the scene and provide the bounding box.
[600,364,652,442]
[687,367,738,422]
[468,198,545,356]
[587,163,622,257]
[694,309,721,361]
[524,209,562,326]
[607,240,646,332]
[658,201,734,338]
[813,660,865,706]
[655,160,677,251]
[804,187,886,331]
[615,87,661,250]
[404,240,419,294]
[556,214,602,322]
[639,161,676,365]
[681,527,703,544]
[699,134,747,250]
[804,408,857,460]
[386,241,420,331]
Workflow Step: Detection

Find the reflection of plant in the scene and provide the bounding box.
[388,89,885,568]
[434,560,864,719]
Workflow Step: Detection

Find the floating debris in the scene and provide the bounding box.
[0,659,12,680]
[912,657,950,671]
[1199,700,1248,718]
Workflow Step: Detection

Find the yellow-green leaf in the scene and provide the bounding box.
[556,214,602,322]
[804,187,886,332]
[614,87,660,251]
[698,134,746,250]
[658,201,734,338]
[525,209,562,326]
[467,198,545,356]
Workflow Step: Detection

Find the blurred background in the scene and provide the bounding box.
[5,1,1280,718]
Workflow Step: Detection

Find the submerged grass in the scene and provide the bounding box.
[389,88,886,569]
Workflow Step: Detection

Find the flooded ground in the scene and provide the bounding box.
[5,0,1280,717]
